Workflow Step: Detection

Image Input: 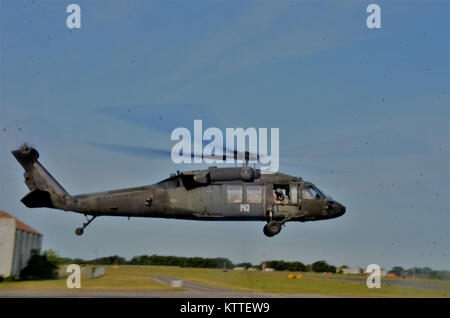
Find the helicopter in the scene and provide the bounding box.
[12,143,345,237]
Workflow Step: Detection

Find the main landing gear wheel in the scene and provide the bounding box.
[263,221,282,237]
[263,225,273,237]
[75,215,97,236]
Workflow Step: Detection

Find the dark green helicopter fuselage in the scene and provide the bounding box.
[12,144,345,236]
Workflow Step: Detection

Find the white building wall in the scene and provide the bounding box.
[342,268,361,275]
[0,218,16,277]
[24,231,31,266]
[12,230,22,276]
[31,234,41,252]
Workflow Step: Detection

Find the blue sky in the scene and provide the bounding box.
[0,0,449,270]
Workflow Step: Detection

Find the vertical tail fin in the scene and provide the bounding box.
[12,144,69,209]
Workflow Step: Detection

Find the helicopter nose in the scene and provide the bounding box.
[326,201,346,217]
[337,203,346,216]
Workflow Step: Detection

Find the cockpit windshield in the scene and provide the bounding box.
[315,186,331,199]
[302,184,330,200]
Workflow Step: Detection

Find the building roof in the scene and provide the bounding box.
[0,210,42,235]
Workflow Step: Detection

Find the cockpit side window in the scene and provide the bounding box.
[302,185,320,200]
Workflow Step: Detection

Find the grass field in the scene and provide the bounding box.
[1,265,449,297]
[0,265,177,291]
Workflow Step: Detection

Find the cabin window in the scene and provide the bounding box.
[273,184,289,204]
[290,185,298,204]
[247,186,262,203]
[227,185,242,203]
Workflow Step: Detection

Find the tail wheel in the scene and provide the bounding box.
[74,215,97,236]
[20,145,31,155]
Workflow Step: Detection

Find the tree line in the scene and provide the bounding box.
[61,254,337,273]
[389,266,450,280]
[62,254,235,269]
[262,260,337,273]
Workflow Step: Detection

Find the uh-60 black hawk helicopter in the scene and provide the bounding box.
[12,143,345,237]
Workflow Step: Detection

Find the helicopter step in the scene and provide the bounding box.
[75,215,97,236]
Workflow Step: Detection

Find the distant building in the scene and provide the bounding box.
[364,268,388,277]
[0,211,42,277]
[341,268,364,275]
[341,267,388,276]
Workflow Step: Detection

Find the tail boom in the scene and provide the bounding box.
[12,144,70,210]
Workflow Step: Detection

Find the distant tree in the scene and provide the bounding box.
[311,260,330,273]
[389,266,405,276]
[430,271,450,280]
[309,261,336,273]
[419,267,433,275]
[263,260,307,272]
[215,258,233,269]
[288,262,306,272]
[68,258,86,264]
[20,252,58,280]
[90,255,126,265]
[235,263,253,269]
[406,267,433,276]
[42,249,63,266]
[126,254,234,269]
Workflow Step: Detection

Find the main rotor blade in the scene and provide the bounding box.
[88,141,263,164]
[88,142,171,159]
[88,142,231,161]
[93,104,262,161]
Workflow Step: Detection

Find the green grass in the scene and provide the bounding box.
[315,272,450,286]
[0,265,448,297]
[144,266,450,297]
[0,265,177,291]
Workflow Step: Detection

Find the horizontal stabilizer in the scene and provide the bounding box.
[21,189,54,208]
